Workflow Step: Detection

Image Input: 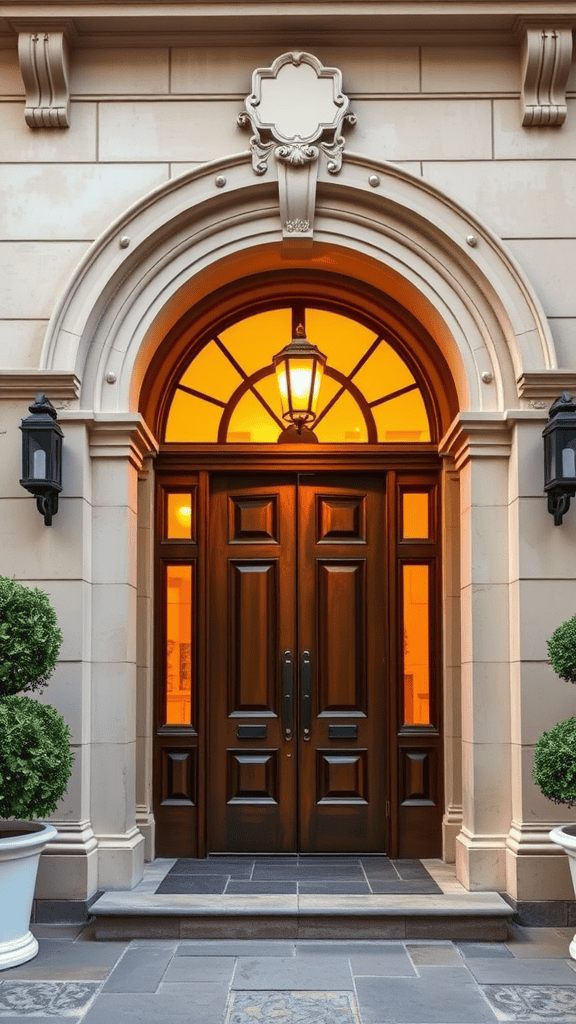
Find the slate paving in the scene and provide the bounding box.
[1,925,576,1022]
[155,856,443,896]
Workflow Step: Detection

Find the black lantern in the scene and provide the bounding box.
[543,391,576,525]
[20,393,63,526]
[273,324,327,442]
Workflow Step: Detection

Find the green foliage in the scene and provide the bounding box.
[0,576,63,696]
[533,717,576,807]
[547,614,576,683]
[0,696,73,819]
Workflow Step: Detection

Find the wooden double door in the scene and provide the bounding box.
[209,472,386,853]
[154,457,443,859]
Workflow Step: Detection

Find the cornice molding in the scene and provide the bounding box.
[0,371,80,400]
[13,19,75,128]
[517,21,574,126]
[517,371,576,404]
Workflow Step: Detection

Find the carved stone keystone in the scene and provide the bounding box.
[238,51,355,244]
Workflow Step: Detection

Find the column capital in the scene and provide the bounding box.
[440,413,512,470]
[86,414,158,471]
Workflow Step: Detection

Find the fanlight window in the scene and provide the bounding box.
[164,307,431,443]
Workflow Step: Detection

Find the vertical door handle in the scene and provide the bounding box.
[301,649,312,741]
[282,650,294,740]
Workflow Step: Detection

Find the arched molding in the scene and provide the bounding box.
[40,149,556,422]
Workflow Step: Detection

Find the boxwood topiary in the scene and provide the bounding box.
[0,576,72,821]
[0,696,73,819]
[547,614,576,684]
[533,717,576,807]
[0,576,63,696]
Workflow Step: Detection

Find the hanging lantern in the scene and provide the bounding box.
[20,393,63,526]
[273,325,326,433]
[543,391,576,525]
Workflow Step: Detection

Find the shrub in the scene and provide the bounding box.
[0,696,73,818]
[0,576,63,696]
[533,717,576,807]
[547,614,576,684]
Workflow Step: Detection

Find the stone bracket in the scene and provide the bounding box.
[520,25,573,127]
[15,21,73,128]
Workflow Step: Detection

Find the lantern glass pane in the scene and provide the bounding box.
[562,447,576,478]
[33,447,46,479]
[287,357,315,414]
[275,361,290,417]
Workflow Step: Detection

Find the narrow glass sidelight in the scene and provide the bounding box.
[402,492,429,539]
[402,564,430,725]
[166,492,193,539]
[165,565,193,725]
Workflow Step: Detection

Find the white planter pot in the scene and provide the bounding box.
[550,824,576,960]
[0,821,57,971]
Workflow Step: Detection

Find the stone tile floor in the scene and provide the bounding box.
[154,856,443,896]
[0,924,575,1022]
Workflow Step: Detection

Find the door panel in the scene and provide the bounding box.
[297,475,386,852]
[208,472,386,853]
[209,475,297,852]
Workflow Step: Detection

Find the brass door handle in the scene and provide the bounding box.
[301,650,312,741]
[281,650,294,740]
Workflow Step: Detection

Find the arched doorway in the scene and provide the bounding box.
[144,275,455,858]
[37,147,558,893]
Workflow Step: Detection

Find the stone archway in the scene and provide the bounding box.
[37,150,560,894]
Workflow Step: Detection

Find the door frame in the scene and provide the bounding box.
[153,444,444,858]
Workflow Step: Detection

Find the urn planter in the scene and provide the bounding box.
[549,824,576,960]
[0,821,58,970]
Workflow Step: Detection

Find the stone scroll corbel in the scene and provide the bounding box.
[520,25,573,127]
[238,52,356,246]
[16,23,72,128]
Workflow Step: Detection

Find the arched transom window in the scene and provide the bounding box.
[164,306,431,443]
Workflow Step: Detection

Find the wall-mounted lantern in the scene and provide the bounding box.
[273,324,326,442]
[543,391,576,525]
[20,393,63,526]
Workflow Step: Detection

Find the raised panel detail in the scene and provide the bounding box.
[227,750,278,804]
[317,495,366,543]
[400,749,436,806]
[162,749,195,806]
[317,561,366,713]
[317,750,368,804]
[229,561,278,713]
[228,495,279,543]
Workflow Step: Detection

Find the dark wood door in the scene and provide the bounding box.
[208,473,386,853]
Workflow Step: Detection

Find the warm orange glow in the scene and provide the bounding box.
[167,493,193,539]
[164,307,431,443]
[165,565,193,725]
[403,564,430,725]
[402,492,429,539]
[276,357,324,423]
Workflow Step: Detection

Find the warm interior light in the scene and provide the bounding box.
[177,504,192,525]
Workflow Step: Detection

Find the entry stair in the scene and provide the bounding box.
[90,859,514,941]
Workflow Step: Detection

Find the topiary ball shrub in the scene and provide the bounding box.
[548,614,576,684]
[533,717,576,807]
[0,696,73,819]
[0,576,63,696]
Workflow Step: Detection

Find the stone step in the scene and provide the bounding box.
[90,891,514,941]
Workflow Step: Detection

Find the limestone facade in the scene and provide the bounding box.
[2,2,576,911]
